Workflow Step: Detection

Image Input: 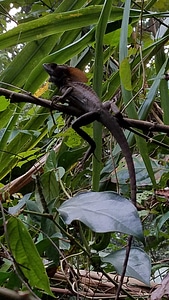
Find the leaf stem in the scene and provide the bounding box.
[92,0,113,191]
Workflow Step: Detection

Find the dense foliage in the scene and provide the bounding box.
[0,0,169,299]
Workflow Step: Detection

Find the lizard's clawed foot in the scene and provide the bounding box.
[51,95,61,104]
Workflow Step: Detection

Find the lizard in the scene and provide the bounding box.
[43,63,136,205]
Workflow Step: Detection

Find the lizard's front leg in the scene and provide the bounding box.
[52,87,73,104]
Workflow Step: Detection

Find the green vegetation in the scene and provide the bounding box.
[0,0,169,299]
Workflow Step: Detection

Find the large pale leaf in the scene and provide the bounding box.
[58,191,144,241]
[102,247,151,285]
[110,155,169,187]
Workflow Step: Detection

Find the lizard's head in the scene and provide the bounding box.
[43,63,88,87]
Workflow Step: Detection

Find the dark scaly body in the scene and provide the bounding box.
[43,63,136,205]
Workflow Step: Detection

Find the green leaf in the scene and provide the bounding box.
[0,272,11,285]
[41,219,60,263]
[58,191,144,242]
[156,211,169,231]
[119,0,137,119]
[36,234,62,256]
[0,106,48,180]
[102,247,151,285]
[6,217,53,296]
[58,147,86,170]
[62,127,82,148]
[41,170,60,203]
[44,150,57,172]
[104,24,133,47]
[119,57,132,91]
[0,6,102,48]
[26,200,42,223]
[0,6,136,49]
[104,28,121,46]
[0,96,10,111]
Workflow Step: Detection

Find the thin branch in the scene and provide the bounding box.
[1,87,169,134]
[115,236,133,300]
[122,117,169,134]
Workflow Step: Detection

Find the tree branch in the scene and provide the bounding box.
[1,87,169,134]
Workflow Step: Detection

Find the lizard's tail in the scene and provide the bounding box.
[100,111,136,206]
